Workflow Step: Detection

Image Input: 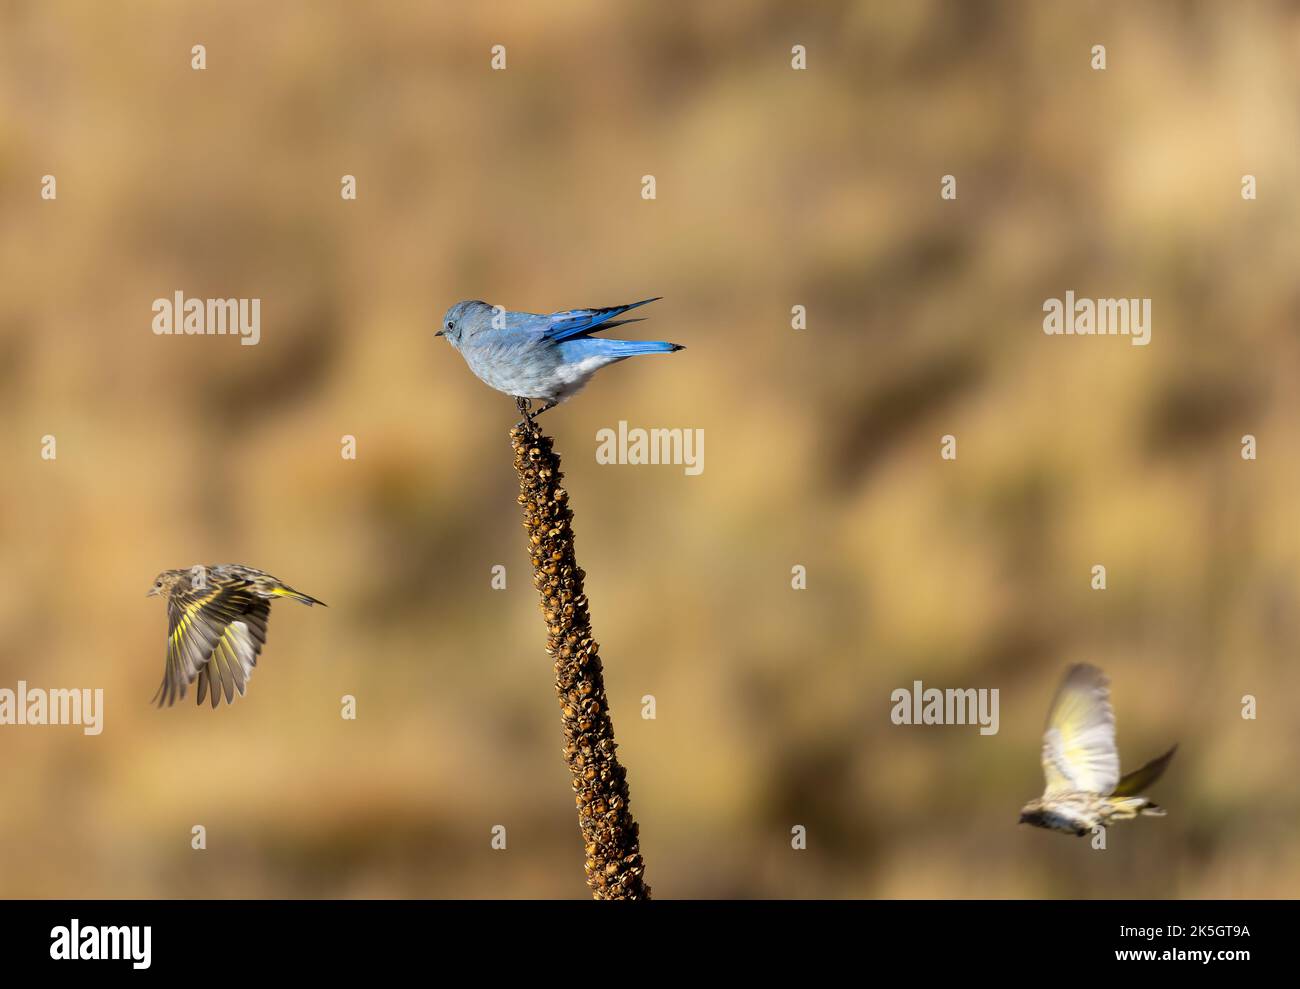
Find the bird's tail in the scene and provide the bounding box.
[1105,795,1165,820]
[271,585,327,607]
[559,338,684,358]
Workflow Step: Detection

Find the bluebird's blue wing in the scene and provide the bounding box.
[545,297,662,341]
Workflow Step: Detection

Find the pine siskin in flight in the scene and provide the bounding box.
[147,564,325,708]
[1019,664,1176,836]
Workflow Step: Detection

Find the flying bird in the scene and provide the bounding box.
[1019,664,1176,836]
[147,564,325,708]
[436,297,683,420]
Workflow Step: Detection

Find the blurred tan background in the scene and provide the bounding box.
[1,0,1298,898]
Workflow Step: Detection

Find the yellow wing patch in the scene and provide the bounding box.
[1041,664,1120,797]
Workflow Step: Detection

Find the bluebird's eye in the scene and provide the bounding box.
[445,320,454,332]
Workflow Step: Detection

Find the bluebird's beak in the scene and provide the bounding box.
[434,328,444,337]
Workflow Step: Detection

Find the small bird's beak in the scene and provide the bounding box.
[146,587,158,597]
[434,329,444,337]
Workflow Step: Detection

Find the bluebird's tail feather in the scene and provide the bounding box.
[558,338,684,359]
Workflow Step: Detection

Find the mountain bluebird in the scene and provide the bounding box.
[436,297,683,419]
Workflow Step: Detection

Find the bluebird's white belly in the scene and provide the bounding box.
[464,347,619,403]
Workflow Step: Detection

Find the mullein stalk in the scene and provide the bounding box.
[511,419,650,900]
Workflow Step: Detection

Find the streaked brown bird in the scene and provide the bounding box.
[1018,664,1176,836]
[147,564,325,708]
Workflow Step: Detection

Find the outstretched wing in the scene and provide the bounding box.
[154,578,270,708]
[1113,745,1177,797]
[1040,664,1120,797]
[545,297,661,341]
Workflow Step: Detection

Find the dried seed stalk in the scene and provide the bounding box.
[511,420,650,900]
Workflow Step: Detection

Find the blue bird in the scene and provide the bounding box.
[436,297,683,420]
